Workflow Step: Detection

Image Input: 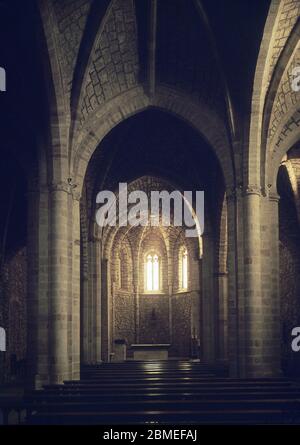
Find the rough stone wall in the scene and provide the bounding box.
[114,292,135,346]
[0,248,27,381]
[170,293,193,358]
[137,228,170,345]
[112,236,135,348]
[0,272,8,383]
[107,185,201,358]
[139,295,170,344]
[279,196,300,375]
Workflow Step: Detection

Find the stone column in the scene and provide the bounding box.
[227,185,281,378]
[168,255,173,346]
[190,256,201,359]
[49,182,70,384]
[132,251,139,344]
[201,232,215,364]
[27,183,49,388]
[71,192,81,379]
[214,271,228,364]
[92,237,102,364]
[101,258,110,361]
[226,187,244,377]
[82,238,90,364]
[197,258,203,360]
[88,238,95,363]
[243,186,263,377]
[260,192,281,376]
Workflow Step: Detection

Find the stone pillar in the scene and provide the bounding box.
[191,290,201,359]
[198,258,203,360]
[214,271,228,363]
[134,284,139,344]
[132,253,139,344]
[201,232,215,364]
[269,193,281,374]
[49,183,70,384]
[226,187,245,377]
[227,185,281,378]
[101,258,110,361]
[92,238,102,364]
[168,254,173,346]
[260,192,281,376]
[71,193,81,379]
[88,238,95,363]
[243,186,264,377]
[82,239,90,364]
[27,183,50,388]
[189,256,201,359]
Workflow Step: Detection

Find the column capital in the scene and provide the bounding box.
[50,178,80,197]
[50,180,70,194]
[243,184,262,197]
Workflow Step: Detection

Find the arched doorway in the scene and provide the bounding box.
[80,108,228,366]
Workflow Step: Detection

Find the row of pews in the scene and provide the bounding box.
[25,361,300,424]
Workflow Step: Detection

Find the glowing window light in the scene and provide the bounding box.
[182,248,188,289]
[147,255,153,290]
[153,255,159,291]
[146,254,160,292]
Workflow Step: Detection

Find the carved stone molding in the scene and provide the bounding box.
[269,192,280,202]
[72,189,82,201]
[49,179,81,200]
[50,181,70,194]
[243,184,262,196]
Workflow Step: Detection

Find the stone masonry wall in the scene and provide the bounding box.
[279,197,300,376]
[0,248,27,382]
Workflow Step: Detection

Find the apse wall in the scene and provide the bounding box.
[113,291,197,358]
[111,224,201,359]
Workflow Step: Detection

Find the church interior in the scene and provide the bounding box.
[0,0,300,425]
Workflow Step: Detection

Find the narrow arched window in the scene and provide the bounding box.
[181,248,188,290]
[146,253,160,292]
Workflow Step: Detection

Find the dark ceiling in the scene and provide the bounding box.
[201,0,271,113]
[0,0,271,163]
[0,0,271,253]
